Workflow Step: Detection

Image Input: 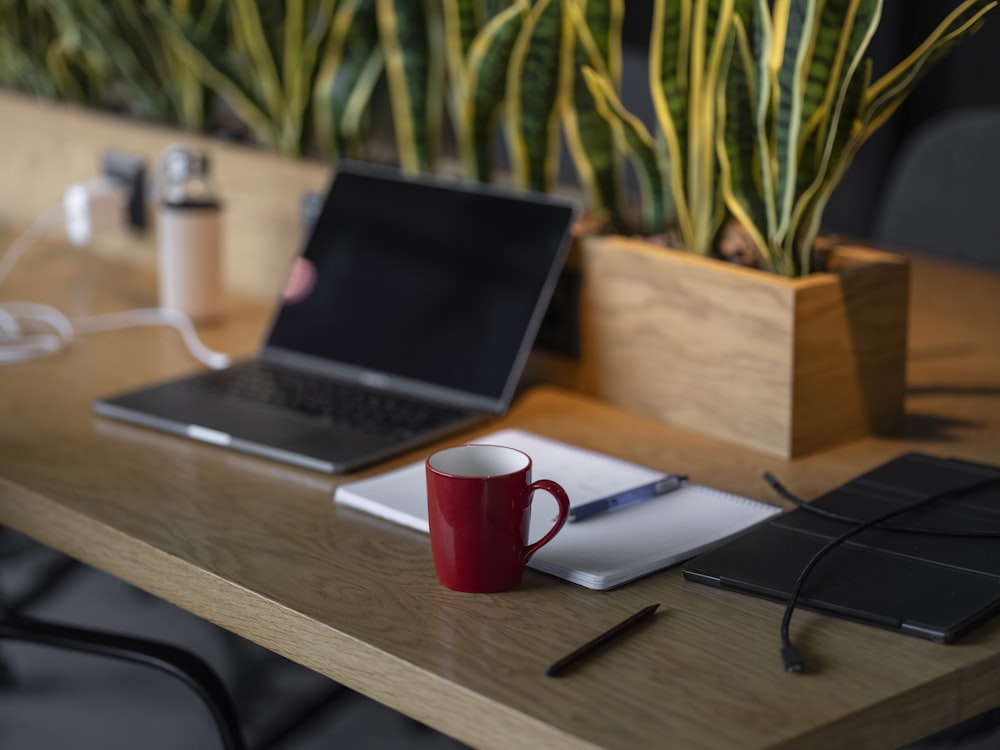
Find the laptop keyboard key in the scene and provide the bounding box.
[202,362,467,439]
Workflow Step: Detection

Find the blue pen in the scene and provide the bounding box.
[567,474,688,523]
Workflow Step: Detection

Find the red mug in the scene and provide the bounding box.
[426,444,571,593]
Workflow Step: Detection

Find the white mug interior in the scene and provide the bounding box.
[428,444,529,478]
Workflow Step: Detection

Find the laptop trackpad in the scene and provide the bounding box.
[189,396,395,459]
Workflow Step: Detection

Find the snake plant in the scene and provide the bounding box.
[150,0,339,156]
[0,0,221,131]
[312,0,384,161]
[583,0,997,276]
[369,0,625,221]
[452,0,624,219]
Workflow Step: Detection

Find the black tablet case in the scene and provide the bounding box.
[683,453,1000,642]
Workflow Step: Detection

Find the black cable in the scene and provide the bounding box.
[774,474,1000,674]
[764,472,1000,537]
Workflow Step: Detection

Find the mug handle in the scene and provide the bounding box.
[519,479,571,565]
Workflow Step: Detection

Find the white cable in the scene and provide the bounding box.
[0,301,74,364]
[0,205,65,286]
[2,191,231,370]
[1,300,75,340]
[0,303,232,369]
[73,308,232,369]
[0,306,18,337]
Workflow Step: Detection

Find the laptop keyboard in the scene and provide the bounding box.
[202,362,469,439]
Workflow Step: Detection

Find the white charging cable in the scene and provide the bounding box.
[0,176,232,369]
[0,301,72,363]
[0,204,65,287]
[74,308,231,369]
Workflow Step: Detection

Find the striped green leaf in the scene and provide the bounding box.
[506,0,568,192]
[582,67,671,234]
[650,0,690,233]
[483,0,516,18]
[783,0,880,266]
[862,0,996,139]
[376,0,445,172]
[564,0,622,218]
[691,0,735,254]
[146,4,281,148]
[313,0,380,159]
[442,0,486,157]
[230,0,284,125]
[581,0,623,85]
[747,0,776,241]
[800,0,880,164]
[796,58,870,273]
[282,0,337,154]
[443,0,485,77]
[718,18,772,270]
[339,47,387,159]
[464,0,528,181]
[771,0,817,245]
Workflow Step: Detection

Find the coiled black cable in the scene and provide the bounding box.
[764,473,1000,673]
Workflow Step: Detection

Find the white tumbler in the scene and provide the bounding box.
[156,147,224,322]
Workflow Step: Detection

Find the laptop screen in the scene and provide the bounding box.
[265,164,578,402]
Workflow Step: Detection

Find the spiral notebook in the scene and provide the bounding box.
[333,428,781,590]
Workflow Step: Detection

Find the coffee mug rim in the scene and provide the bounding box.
[426,443,531,479]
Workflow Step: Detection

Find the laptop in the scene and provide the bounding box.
[683,452,1000,643]
[94,162,579,473]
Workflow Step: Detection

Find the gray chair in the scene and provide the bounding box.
[873,108,1000,269]
[0,531,345,749]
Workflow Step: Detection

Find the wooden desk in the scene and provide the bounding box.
[2,240,999,749]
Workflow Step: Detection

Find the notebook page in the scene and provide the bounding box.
[528,485,781,588]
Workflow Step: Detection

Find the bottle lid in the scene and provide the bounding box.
[161,147,218,206]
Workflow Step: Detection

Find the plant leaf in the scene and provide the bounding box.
[376,0,444,172]
[464,0,528,181]
[783,0,880,266]
[770,0,818,245]
[582,0,623,86]
[745,0,776,242]
[650,0,691,239]
[564,0,622,218]
[691,0,735,254]
[230,0,285,124]
[506,0,568,192]
[340,47,387,158]
[800,0,880,163]
[862,0,996,138]
[717,17,773,270]
[313,0,380,159]
[582,66,671,233]
[147,5,280,148]
[284,0,337,148]
[796,57,869,273]
[443,0,486,83]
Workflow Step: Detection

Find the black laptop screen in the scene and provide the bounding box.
[265,165,576,401]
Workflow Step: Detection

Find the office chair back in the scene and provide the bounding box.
[873,108,1000,269]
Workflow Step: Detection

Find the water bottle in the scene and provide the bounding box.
[156,146,224,322]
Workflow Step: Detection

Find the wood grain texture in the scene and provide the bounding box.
[565,236,909,458]
[1,237,999,749]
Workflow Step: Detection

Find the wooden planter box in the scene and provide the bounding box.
[553,235,910,459]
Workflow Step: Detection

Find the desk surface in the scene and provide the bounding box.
[2,240,999,750]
